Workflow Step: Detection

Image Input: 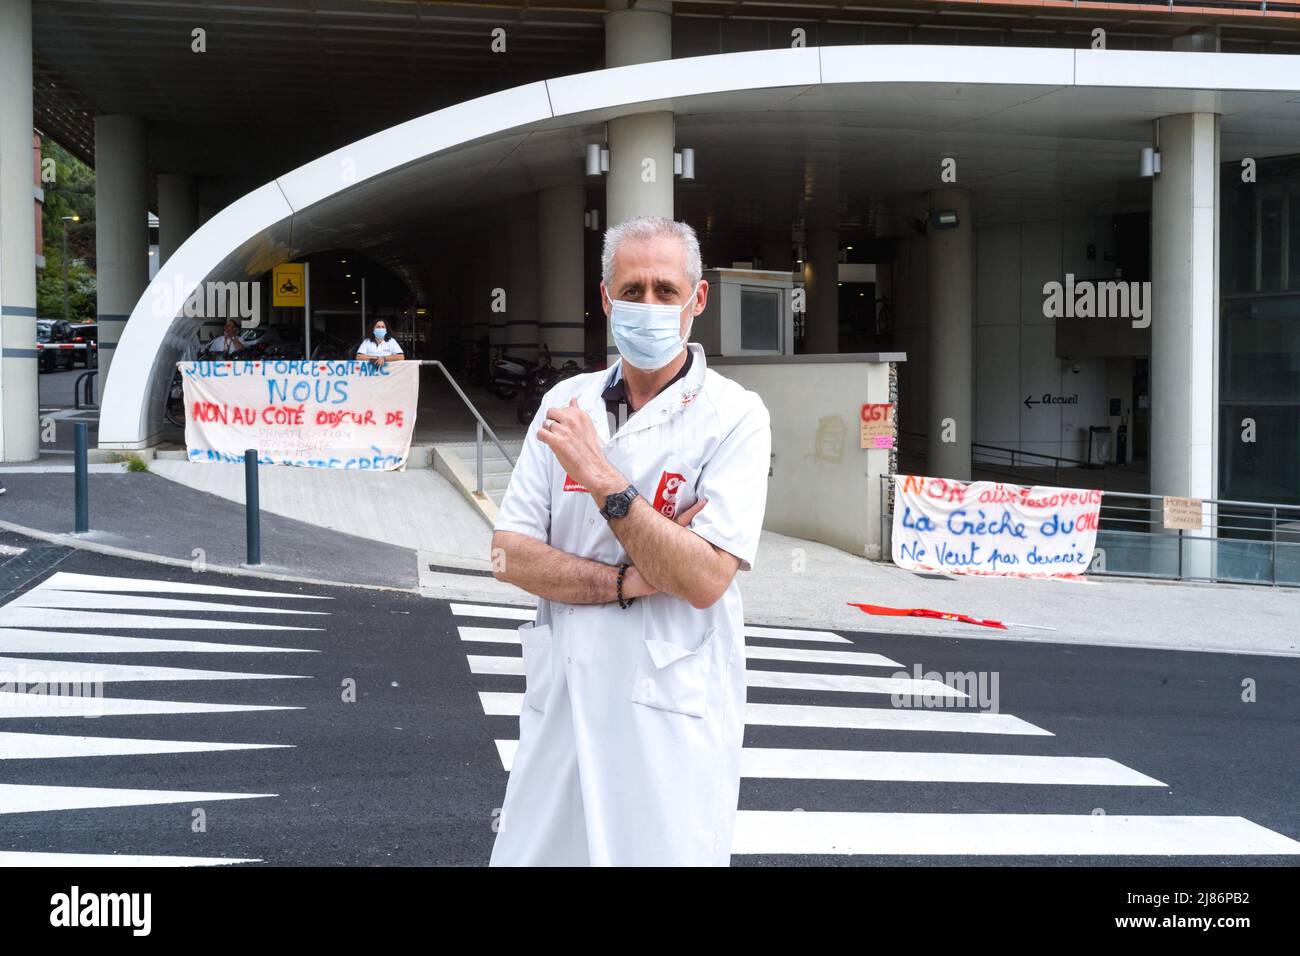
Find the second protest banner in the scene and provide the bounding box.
[181,359,419,470]
[891,474,1101,578]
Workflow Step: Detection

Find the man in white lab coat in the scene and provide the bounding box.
[488,215,772,866]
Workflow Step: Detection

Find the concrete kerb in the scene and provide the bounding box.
[432,444,499,526]
[0,516,467,599]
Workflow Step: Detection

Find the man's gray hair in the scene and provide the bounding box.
[601,216,703,290]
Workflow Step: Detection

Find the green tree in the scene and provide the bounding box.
[37,137,96,323]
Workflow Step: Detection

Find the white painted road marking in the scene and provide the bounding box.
[0,628,316,655]
[0,731,292,760]
[0,783,275,815]
[731,811,1300,856]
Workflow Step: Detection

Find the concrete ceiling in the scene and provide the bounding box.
[289,76,1300,303]
[31,0,1300,207]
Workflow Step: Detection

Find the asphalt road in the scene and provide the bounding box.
[1,531,1296,866]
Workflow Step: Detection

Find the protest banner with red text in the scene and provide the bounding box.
[891,474,1101,579]
[181,359,419,470]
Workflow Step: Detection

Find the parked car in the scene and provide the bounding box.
[233,323,305,359]
[70,321,98,367]
[311,331,354,361]
[36,319,77,372]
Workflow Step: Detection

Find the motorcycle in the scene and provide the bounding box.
[517,346,590,425]
[490,348,534,400]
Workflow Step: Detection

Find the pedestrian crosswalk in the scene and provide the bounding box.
[0,570,325,866]
[452,601,1300,860]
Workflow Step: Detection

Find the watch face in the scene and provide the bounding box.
[604,487,637,518]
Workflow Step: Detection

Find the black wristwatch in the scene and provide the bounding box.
[600,484,640,520]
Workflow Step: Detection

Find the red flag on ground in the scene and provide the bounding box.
[847,603,1057,631]
[848,602,1008,630]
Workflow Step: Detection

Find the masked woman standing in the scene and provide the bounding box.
[356,319,404,366]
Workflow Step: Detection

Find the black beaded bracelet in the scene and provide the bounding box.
[616,562,636,609]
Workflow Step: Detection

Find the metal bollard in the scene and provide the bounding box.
[74,422,89,533]
[244,448,261,565]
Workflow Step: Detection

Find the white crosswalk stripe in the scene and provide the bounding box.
[0,731,292,761]
[0,569,320,866]
[732,811,1300,856]
[0,606,319,631]
[35,572,330,600]
[0,851,261,866]
[0,783,275,814]
[0,628,317,655]
[0,656,307,682]
[11,589,330,616]
[0,694,300,719]
[457,600,1300,860]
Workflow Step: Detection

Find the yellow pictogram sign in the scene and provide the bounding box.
[273,263,306,307]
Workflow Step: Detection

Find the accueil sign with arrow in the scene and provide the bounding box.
[1024,393,1079,409]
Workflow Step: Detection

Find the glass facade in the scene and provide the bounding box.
[1219,155,1300,506]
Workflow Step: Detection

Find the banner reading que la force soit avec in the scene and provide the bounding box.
[181,359,419,470]
[891,474,1101,578]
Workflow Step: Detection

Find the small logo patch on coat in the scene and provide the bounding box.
[563,473,588,492]
[652,471,686,518]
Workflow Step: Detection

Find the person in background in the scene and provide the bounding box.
[357,319,403,366]
[206,319,246,357]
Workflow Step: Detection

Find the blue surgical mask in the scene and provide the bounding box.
[374,327,387,339]
[605,282,699,372]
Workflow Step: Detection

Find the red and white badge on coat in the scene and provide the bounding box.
[563,473,588,492]
[652,471,686,518]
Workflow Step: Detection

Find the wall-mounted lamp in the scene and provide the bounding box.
[673,147,695,180]
[585,143,609,177]
[1140,146,1162,178]
[930,209,959,230]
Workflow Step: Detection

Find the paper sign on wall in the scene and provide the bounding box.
[891,474,1102,579]
[180,359,419,470]
[1162,496,1204,530]
[860,403,894,449]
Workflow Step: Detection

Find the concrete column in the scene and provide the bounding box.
[926,187,973,481]
[487,224,510,354]
[604,0,673,225]
[506,207,540,363]
[538,185,586,362]
[802,226,840,354]
[94,115,149,404]
[603,3,675,363]
[157,173,198,265]
[470,237,491,353]
[606,112,675,229]
[1151,113,1219,511]
[0,0,38,462]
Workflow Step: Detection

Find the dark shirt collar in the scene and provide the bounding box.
[602,347,693,412]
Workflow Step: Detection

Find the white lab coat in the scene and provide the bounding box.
[489,342,771,866]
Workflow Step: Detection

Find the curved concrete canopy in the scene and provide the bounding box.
[99,44,1300,448]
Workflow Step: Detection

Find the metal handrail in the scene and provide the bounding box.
[898,429,1095,471]
[74,370,97,409]
[414,360,517,486]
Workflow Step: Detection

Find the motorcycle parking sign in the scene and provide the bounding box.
[273,262,306,307]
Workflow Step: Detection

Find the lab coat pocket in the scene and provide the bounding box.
[519,621,553,713]
[630,626,718,718]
